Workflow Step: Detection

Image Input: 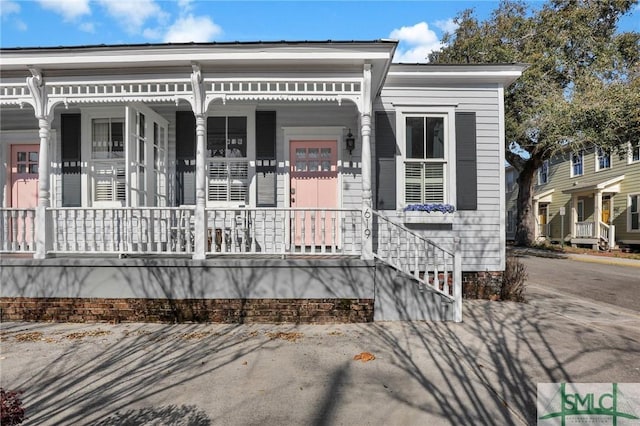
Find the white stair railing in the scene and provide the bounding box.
[599,222,610,242]
[371,211,461,321]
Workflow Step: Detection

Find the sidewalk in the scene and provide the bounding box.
[509,246,640,268]
[2,290,639,425]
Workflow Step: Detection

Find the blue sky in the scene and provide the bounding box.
[1,0,638,62]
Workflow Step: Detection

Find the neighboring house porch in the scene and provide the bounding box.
[562,175,624,250]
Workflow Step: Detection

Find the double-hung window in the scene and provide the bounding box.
[571,151,583,177]
[630,194,640,232]
[404,115,447,204]
[207,116,249,203]
[91,117,126,204]
[596,147,611,171]
[537,160,549,185]
[630,141,640,163]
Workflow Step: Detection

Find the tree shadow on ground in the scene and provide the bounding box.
[4,323,276,425]
[358,296,640,425]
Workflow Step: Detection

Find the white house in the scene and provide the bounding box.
[0,41,524,323]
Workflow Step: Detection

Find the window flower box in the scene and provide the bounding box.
[401,204,455,224]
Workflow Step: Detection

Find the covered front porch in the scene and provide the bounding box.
[0,42,463,321]
[563,175,624,250]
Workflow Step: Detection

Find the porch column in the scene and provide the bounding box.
[571,193,577,239]
[595,190,602,240]
[27,69,53,259]
[360,64,373,260]
[190,64,208,260]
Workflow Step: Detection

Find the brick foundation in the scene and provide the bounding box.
[462,271,504,299]
[0,297,374,324]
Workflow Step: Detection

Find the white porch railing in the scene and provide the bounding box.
[599,222,610,242]
[0,208,36,252]
[49,207,195,255]
[537,223,551,238]
[575,221,595,238]
[205,208,362,255]
[371,211,460,304]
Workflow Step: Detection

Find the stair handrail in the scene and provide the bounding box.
[371,210,462,322]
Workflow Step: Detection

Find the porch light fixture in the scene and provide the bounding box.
[345,129,356,155]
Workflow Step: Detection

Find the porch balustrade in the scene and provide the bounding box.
[0,208,36,252]
[205,208,362,255]
[537,223,551,238]
[575,221,595,238]
[2,206,364,256]
[49,207,195,255]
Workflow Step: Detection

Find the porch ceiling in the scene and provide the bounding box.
[533,188,554,203]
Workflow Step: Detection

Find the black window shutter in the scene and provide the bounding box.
[175,111,196,205]
[61,114,81,162]
[61,114,81,207]
[176,111,196,159]
[455,112,477,210]
[256,111,277,206]
[375,111,396,210]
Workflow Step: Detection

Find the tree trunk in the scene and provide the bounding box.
[514,164,537,246]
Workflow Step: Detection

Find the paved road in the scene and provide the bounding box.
[517,254,640,313]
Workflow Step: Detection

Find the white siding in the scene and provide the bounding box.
[376,85,505,271]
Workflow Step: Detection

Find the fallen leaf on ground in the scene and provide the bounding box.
[353,352,375,362]
[266,332,303,342]
[14,332,43,342]
[179,331,211,340]
[65,329,112,340]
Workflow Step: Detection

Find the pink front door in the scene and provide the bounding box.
[290,140,338,246]
[10,144,39,208]
[10,144,39,247]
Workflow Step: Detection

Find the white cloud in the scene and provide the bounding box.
[390,22,439,46]
[0,0,20,17]
[177,0,194,14]
[37,0,90,21]
[163,14,221,43]
[389,22,442,63]
[79,22,95,33]
[434,18,458,35]
[96,0,167,34]
[15,19,27,31]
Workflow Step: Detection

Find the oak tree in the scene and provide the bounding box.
[430,0,640,246]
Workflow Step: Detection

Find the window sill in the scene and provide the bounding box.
[401,211,455,224]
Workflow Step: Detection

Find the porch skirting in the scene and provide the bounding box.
[0,257,462,322]
[0,297,374,324]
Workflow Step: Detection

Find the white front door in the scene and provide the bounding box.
[126,104,168,207]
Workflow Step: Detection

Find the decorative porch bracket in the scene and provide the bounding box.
[26,68,54,259]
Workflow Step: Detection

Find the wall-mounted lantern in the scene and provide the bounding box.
[345,129,356,155]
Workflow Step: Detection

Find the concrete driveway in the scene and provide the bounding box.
[2,255,640,426]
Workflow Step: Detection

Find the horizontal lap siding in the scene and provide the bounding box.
[378,86,503,271]
[519,148,640,243]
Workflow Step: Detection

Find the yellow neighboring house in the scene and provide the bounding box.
[506,142,640,250]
